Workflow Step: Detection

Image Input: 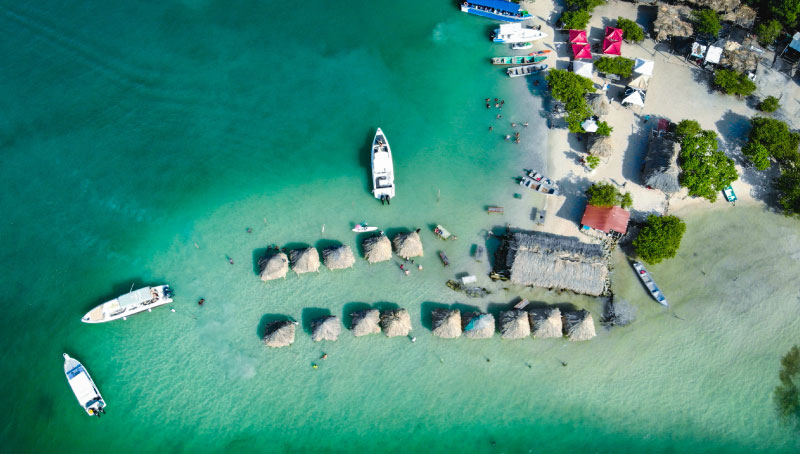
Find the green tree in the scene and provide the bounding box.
[772,0,800,29]
[714,69,757,97]
[675,119,702,142]
[758,96,781,113]
[596,121,613,136]
[773,345,800,427]
[546,69,595,134]
[775,164,800,217]
[620,192,633,209]
[633,215,686,264]
[561,9,591,30]
[565,0,604,10]
[595,56,635,78]
[617,17,644,43]
[692,9,722,36]
[742,117,800,170]
[756,20,783,46]
[586,155,601,169]
[585,182,630,207]
[678,128,739,201]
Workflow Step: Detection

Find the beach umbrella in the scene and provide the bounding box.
[529,307,563,339]
[605,26,624,42]
[499,310,531,339]
[572,43,592,60]
[362,234,392,263]
[587,134,613,158]
[581,119,598,133]
[603,39,622,56]
[290,247,320,274]
[263,320,296,348]
[350,309,381,337]
[628,74,651,91]
[633,58,654,76]
[588,94,610,116]
[431,309,462,339]
[622,89,645,107]
[259,251,289,281]
[562,310,596,342]
[392,231,424,259]
[463,312,495,339]
[379,308,412,337]
[311,315,341,342]
[568,29,588,44]
[572,60,593,78]
[322,245,355,270]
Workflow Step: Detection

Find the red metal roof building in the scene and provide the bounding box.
[581,205,630,234]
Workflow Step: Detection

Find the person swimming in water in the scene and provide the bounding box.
[227,256,234,265]
[198,298,205,306]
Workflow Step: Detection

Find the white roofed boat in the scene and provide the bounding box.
[371,128,395,204]
[63,353,106,417]
[632,262,669,307]
[492,23,547,43]
[82,285,173,323]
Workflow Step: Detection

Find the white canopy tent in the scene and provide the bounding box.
[572,60,593,78]
[633,58,654,76]
[622,90,645,106]
[581,119,598,132]
[705,46,722,64]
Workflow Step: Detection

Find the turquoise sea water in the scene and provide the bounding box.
[1,1,799,452]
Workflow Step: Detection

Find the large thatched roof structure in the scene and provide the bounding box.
[362,234,392,263]
[643,135,681,194]
[723,5,756,28]
[392,231,423,259]
[322,245,355,270]
[462,312,495,339]
[263,320,296,348]
[259,251,289,281]
[654,4,693,41]
[499,310,531,339]
[493,232,609,296]
[350,309,381,337]
[563,310,596,342]
[529,307,563,339]
[721,39,760,73]
[588,94,610,117]
[431,309,462,338]
[290,247,320,274]
[683,0,739,12]
[311,315,341,342]
[380,308,412,337]
[587,134,613,158]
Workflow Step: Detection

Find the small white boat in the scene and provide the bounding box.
[352,222,378,233]
[63,353,105,417]
[371,128,395,205]
[492,23,547,43]
[82,285,173,323]
[511,42,533,50]
[632,262,669,307]
[434,224,455,240]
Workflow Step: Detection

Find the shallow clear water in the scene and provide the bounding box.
[1,1,799,452]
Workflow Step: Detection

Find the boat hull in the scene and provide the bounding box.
[82,285,173,324]
[63,354,105,416]
[371,128,395,201]
[632,262,669,306]
[507,64,548,77]
[460,5,529,22]
[492,30,547,43]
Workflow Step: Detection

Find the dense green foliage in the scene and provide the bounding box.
[633,215,686,264]
[713,69,757,97]
[595,57,635,78]
[775,165,800,217]
[565,0,604,9]
[585,182,631,208]
[620,192,633,209]
[676,123,738,201]
[596,121,613,137]
[742,117,800,170]
[772,0,800,28]
[758,96,781,113]
[692,9,722,36]
[561,9,591,30]
[586,154,600,169]
[616,17,644,43]
[774,345,800,427]
[546,69,595,134]
[756,20,783,46]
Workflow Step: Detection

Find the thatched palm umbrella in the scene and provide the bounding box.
[431,309,462,339]
[392,231,423,259]
[350,309,381,337]
[323,245,355,270]
[263,320,296,348]
[462,312,495,339]
[587,134,613,158]
[259,251,289,281]
[529,307,563,339]
[380,308,412,337]
[362,235,392,263]
[311,315,341,342]
[588,94,610,117]
[290,247,320,274]
[563,310,596,341]
[499,310,531,339]
[653,4,693,42]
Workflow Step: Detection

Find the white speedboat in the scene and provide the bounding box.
[632,262,669,307]
[82,285,173,323]
[352,222,378,233]
[492,23,547,43]
[371,128,395,205]
[63,353,106,417]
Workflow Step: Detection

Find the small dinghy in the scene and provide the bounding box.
[474,245,485,262]
[439,251,450,266]
[63,353,106,417]
[434,225,456,240]
[632,261,669,307]
[528,50,551,56]
[352,222,378,233]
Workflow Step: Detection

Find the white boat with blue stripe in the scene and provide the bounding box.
[460,0,531,22]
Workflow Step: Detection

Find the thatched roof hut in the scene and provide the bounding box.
[322,245,355,270]
[380,308,412,337]
[654,4,693,42]
[263,320,296,348]
[392,231,423,259]
[493,232,609,296]
[350,309,381,337]
[587,134,613,158]
[431,309,462,338]
[290,247,320,274]
[643,135,681,194]
[726,5,756,29]
[683,0,739,12]
[311,315,341,342]
[499,310,531,339]
[462,312,495,339]
[588,94,610,117]
[259,251,289,281]
[721,39,760,73]
[563,310,596,342]
[362,235,392,263]
[529,307,563,339]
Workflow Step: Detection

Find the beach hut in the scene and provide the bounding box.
[643,135,681,194]
[392,231,423,259]
[263,320,296,348]
[633,58,654,77]
[587,134,613,159]
[572,43,592,60]
[311,315,341,342]
[605,26,624,42]
[569,29,588,44]
[563,310,596,341]
[380,308,412,337]
[322,245,355,270]
[572,60,593,79]
[603,39,621,56]
[529,307,563,339]
[290,247,320,274]
[259,251,289,281]
[581,205,631,235]
[492,231,609,296]
[653,4,693,42]
[431,309,462,339]
[588,94,609,116]
[350,309,381,337]
[462,312,495,339]
[499,310,531,339]
[362,234,392,263]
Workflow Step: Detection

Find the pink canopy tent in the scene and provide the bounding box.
[603,39,622,55]
[568,29,588,44]
[572,43,592,59]
[605,26,624,42]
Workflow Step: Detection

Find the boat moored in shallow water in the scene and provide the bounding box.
[460,0,531,22]
[82,285,173,323]
[63,353,105,417]
[507,64,548,77]
[371,128,395,205]
[511,42,533,50]
[492,55,547,65]
[492,23,547,43]
[723,185,737,204]
[632,262,669,306]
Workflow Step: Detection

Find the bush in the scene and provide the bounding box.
[617,17,644,43]
[677,125,738,201]
[620,192,633,209]
[546,69,595,134]
[633,215,686,264]
[758,96,781,113]
[585,182,631,208]
[561,9,591,30]
[565,0,604,10]
[596,121,613,136]
[742,117,800,170]
[586,154,601,169]
[713,69,757,97]
[692,9,722,36]
[775,164,800,217]
[675,119,702,142]
[756,20,783,46]
[772,0,800,29]
[595,56,635,78]
[773,345,800,426]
